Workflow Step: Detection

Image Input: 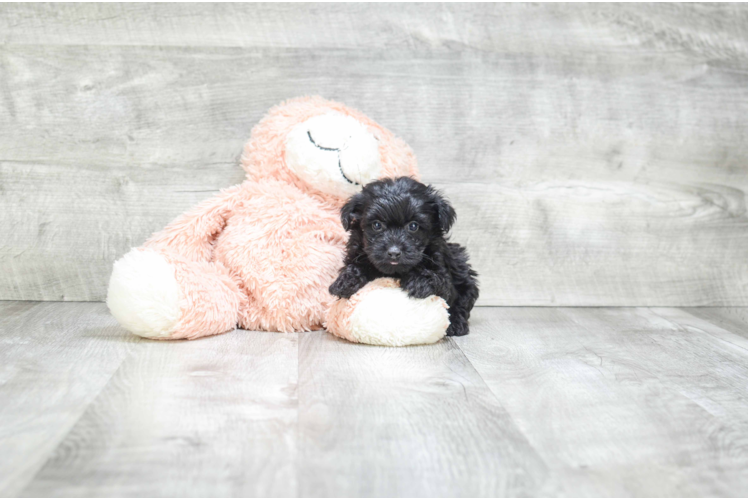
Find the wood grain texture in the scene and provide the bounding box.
[297,331,546,497]
[21,328,298,497]
[455,307,748,496]
[1,3,747,56]
[682,307,748,340]
[0,160,243,301]
[445,181,748,306]
[0,301,135,496]
[3,302,748,496]
[1,3,748,304]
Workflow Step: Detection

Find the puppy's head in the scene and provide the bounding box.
[341,177,456,274]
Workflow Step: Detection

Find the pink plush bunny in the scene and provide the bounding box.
[107,96,449,346]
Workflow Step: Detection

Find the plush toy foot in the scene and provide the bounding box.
[107,249,181,339]
[107,248,245,340]
[325,278,449,347]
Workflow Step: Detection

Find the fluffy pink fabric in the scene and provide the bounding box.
[139,96,419,339]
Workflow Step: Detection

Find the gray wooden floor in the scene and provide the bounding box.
[1,302,747,497]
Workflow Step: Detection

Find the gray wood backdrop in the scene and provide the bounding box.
[1,3,747,305]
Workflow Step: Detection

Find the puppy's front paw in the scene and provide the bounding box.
[329,267,368,299]
[329,278,359,299]
[447,318,469,337]
[402,274,438,299]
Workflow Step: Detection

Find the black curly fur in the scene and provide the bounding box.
[329,177,479,337]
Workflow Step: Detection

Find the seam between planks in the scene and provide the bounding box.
[446,335,546,452]
[650,307,748,354]
[16,338,142,497]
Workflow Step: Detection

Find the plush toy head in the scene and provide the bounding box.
[242,96,419,199]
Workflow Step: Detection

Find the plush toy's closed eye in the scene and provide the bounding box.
[284,113,382,198]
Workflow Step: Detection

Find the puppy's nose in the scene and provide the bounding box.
[387,246,402,259]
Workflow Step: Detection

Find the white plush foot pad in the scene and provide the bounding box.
[326,278,449,347]
[106,249,180,339]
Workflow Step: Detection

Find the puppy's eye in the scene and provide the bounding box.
[372,221,383,231]
[408,222,419,232]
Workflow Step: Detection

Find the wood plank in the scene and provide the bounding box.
[681,307,748,341]
[648,307,748,354]
[297,331,547,497]
[21,328,298,497]
[0,160,244,301]
[6,164,746,306]
[2,42,748,304]
[445,181,748,306]
[0,301,135,496]
[4,302,748,496]
[454,307,748,496]
[3,45,748,182]
[1,3,747,57]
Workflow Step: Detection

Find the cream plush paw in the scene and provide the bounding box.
[107,248,180,339]
[326,278,449,347]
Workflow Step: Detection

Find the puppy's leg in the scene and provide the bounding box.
[402,268,451,300]
[446,293,475,336]
[446,300,470,336]
[329,264,370,299]
[446,272,479,337]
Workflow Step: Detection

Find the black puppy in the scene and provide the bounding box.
[329,177,479,336]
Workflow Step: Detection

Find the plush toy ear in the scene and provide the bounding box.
[428,187,456,233]
[340,192,366,231]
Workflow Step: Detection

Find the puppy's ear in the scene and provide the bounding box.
[428,187,456,233]
[341,191,366,231]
